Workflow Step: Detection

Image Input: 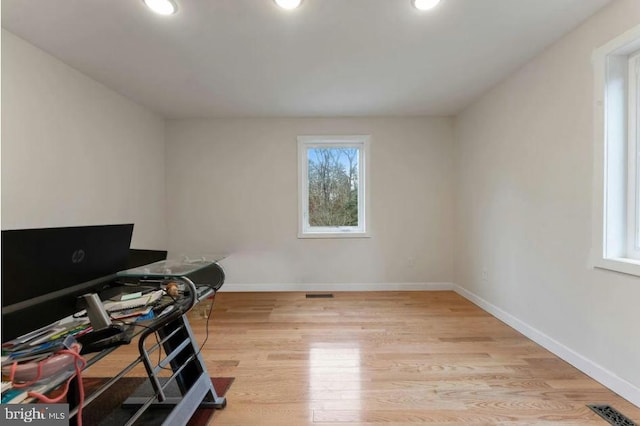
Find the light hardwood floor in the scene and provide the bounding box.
[87,291,640,425]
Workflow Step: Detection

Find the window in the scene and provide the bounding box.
[298,135,370,238]
[627,51,640,260]
[592,24,640,275]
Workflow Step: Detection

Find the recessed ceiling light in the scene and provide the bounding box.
[143,0,178,15]
[274,0,303,10]
[412,0,441,11]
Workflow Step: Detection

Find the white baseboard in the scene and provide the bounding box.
[453,284,640,408]
[219,282,455,292]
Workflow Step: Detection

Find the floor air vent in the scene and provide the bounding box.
[305,293,334,298]
[587,404,637,426]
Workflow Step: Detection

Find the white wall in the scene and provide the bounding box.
[454,0,640,400]
[166,117,454,286]
[1,30,167,248]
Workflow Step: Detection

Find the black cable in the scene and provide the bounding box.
[157,287,216,371]
[133,286,216,372]
[195,289,216,357]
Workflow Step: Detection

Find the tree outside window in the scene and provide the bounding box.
[298,136,370,238]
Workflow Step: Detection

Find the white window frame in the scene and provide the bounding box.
[297,135,371,239]
[627,51,640,260]
[591,24,640,276]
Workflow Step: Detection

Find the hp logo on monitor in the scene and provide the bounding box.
[71,249,86,264]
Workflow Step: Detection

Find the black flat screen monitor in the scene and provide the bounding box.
[127,248,168,269]
[2,224,134,341]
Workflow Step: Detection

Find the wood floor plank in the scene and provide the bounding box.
[84,291,640,424]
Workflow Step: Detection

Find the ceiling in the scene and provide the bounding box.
[2,0,611,119]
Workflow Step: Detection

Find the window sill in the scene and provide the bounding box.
[298,232,372,239]
[593,257,640,277]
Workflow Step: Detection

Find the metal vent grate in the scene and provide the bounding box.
[587,404,637,426]
[305,293,334,298]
